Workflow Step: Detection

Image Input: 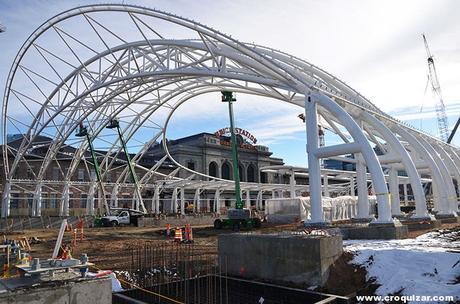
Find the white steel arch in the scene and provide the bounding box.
[1,4,459,222]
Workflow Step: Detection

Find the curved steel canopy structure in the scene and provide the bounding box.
[2,4,459,223]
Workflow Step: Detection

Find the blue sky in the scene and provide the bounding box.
[1,0,460,166]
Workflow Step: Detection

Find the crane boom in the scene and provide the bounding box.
[423,34,449,142]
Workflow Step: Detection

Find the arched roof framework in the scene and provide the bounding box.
[2,4,459,220]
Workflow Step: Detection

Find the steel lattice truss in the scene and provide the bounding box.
[2,4,460,222]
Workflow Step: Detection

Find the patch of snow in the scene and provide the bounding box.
[345,230,460,301]
[110,273,123,292]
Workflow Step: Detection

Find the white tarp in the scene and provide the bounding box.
[265,196,377,223]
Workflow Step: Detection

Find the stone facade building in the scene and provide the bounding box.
[0,129,291,216]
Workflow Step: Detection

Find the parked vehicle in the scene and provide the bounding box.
[101,208,145,227]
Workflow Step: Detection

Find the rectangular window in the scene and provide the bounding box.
[187,161,195,171]
[50,194,58,209]
[27,194,33,209]
[90,170,96,181]
[80,194,87,208]
[78,169,84,181]
[10,193,19,209]
[106,172,112,183]
[42,194,48,209]
[52,167,60,180]
[26,167,34,179]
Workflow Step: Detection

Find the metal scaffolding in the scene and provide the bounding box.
[1,4,459,222]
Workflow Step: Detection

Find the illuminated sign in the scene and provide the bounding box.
[214,127,257,144]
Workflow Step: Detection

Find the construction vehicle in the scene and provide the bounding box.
[213,91,262,230]
[100,208,145,227]
[106,118,147,214]
[422,34,449,142]
[75,122,110,215]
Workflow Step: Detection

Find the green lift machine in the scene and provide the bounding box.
[75,122,110,216]
[75,119,147,216]
[213,91,261,230]
[106,118,147,214]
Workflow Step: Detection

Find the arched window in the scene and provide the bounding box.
[247,164,256,182]
[260,172,268,183]
[222,162,232,180]
[209,161,218,178]
[239,164,245,182]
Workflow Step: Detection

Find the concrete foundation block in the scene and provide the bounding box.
[400,219,441,231]
[137,215,216,227]
[0,277,112,304]
[340,222,408,240]
[218,233,343,286]
[350,217,374,223]
[435,214,459,224]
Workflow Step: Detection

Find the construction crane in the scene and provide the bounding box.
[422,33,449,142]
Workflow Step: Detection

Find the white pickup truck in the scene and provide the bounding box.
[101,208,145,227]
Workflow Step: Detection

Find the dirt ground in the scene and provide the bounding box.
[1,222,302,271]
[2,221,459,296]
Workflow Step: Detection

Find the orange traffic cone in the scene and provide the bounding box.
[76,219,84,241]
[72,229,77,247]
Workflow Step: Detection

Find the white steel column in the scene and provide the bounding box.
[389,167,401,216]
[392,125,449,215]
[289,170,296,198]
[154,184,160,214]
[171,187,177,213]
[32,183,42,217]
[305,94,324,223]
[323,174,330,197]
[257,190,263,209]
[180,187,185,216]
[403,183,408,203]
[214,188,221,215]
[61,182,70,217]
[1,182,10,218]
[417,136,457,214]
[245,190,250,207]
[361,112,428,218]
[350,176,355,196]
[193,188,200,213]
[314,92,391,223]
[356,155,370,219]
[87,182,95,216]
[435,145,460,212]
[111,184,119,208]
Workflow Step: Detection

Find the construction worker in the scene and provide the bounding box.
[174,227,182,243]
[60,244,72,260]
[166,223,171,237]
[185,224,194,243]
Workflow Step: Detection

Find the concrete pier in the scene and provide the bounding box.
[340,222,408,239]
[218,233,343,286]
[0,276,112,304]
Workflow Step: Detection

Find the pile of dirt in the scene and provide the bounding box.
[321,251,379,297]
